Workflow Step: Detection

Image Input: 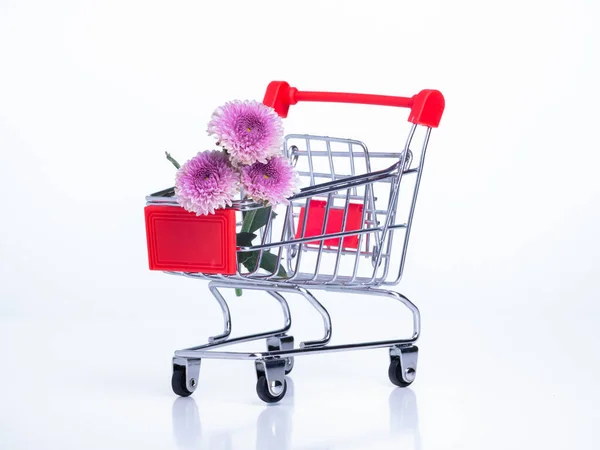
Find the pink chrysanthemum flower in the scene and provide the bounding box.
[207,100,284,166]
[175,150,239,215]
[241,156,299,206]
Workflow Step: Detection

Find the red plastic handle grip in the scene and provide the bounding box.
[263,81,445,128]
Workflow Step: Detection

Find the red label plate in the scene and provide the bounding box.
[144,206,237,274]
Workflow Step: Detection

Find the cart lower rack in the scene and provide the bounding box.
[144,81,445,403]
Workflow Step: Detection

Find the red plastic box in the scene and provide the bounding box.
[144,205,237,274]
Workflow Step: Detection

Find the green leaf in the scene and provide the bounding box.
[239,250,287,277]
[242,206,277,234]
[165,152,181,169]
[241,209,257,233]
[238,250,258,272]
[238,206,285,278]
[247,207,273,233]
[236,232,256,247]
[260,251,287,277]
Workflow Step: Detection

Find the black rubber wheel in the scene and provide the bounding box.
[172,365,193,397]
[256,376,287,403]
[388,359,414,388]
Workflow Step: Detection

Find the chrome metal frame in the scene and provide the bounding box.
[148,124,434,401]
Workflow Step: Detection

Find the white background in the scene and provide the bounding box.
[1,0,599,449]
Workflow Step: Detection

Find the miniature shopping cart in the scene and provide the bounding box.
[144,81,445,403]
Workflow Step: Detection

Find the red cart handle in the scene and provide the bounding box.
[263,81,445,128]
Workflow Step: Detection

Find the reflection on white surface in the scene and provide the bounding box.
[171,378,420,450]
[255,377,295,450]
[389,388,421,450]
[172,397,202,449]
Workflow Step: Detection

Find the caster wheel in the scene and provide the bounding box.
[284,358,294,375]
[388,359,414,387]
[267,335,295,375]
[256,376,287,403]
[172,365,193,397]
[388,345,418,388]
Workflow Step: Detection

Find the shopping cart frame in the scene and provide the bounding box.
[145,81,444,403]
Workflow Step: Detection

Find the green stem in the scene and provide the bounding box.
[236,209,259,297]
